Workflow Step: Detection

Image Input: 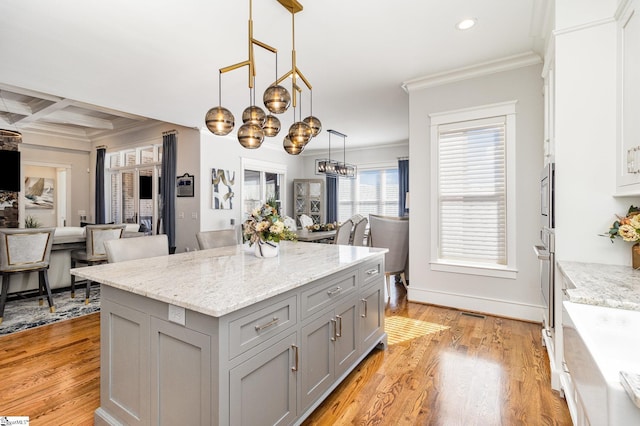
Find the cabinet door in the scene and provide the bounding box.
[300,311,335,411]
[334,298,359,378]
[360,285,384,351]
[150,317,211,425]
[229,332,298,426]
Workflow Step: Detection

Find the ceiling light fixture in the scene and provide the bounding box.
[456,18,477,30]
[205,0,321,155]
[315,129,356,179]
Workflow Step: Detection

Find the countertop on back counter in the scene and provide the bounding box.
[557,260,640,311]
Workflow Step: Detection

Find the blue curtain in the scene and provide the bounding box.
[398,158,409,216]
[162,132,177,251]
[326,175,337,223]
[95,147,106,224]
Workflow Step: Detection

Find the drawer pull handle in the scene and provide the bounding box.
[330,318,337,341]
[361,298,367,318]
[327,286,342,295]
[255,317,279,332]
[336,315,342,338]
[365,268,379,276]
[291,344,299,372]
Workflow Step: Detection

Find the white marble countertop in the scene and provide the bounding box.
[558,260,640,412]
[557,261,640,311]
[71,241,386,318]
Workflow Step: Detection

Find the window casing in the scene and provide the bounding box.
[338,166,398,223]
[106,145,162,234]
[430,101,517,278]
[241,158,286,218]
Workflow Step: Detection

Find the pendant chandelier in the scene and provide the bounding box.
[315,129,356,179]
[205,0,321,155]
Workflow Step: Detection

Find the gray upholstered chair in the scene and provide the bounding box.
[0,228,56,324]
[368,214,409,296]
[71,224,125,303]
[196,229,240,250]
[334,219,353,245]
[350,217,368,246]
[104,234,169,263]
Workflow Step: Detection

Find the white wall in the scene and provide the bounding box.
[554,0,635,267]
[199,131,305,247]
[19,132,91,228]
[407,64,544,321]
[95,123,201,253]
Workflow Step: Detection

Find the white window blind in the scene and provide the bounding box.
[338,168,398,223]
[438,116,506,265]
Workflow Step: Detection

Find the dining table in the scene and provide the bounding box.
[294,229,336,243]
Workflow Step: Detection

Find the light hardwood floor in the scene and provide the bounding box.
[0,284,571,425]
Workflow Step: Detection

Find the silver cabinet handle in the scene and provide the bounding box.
[361,298,367,318]
[291,344,299,372]
[255,317,279,331]
[335,315,342,338]
[365,268,378,276]
[330,318,337,341]
[327,286,342,295]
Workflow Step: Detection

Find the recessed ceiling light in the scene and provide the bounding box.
[456,18,477,30]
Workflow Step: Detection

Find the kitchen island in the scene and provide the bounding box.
[71,241,388,426]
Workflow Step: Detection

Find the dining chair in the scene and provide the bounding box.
[283,215,297,231]
[351,217,368,246]
[104,234,169,263]
[196,229,240,250]
[368,214,409,296]
[299,214,314,229]
[0,228,56,325]
[334,219,353,245]
[71,224,126,304]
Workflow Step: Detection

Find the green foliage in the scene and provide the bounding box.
[24,215,41,228]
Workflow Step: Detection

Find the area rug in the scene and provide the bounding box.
[0,287,100,336]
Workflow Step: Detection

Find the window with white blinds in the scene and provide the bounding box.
[338,167,398,223]
[429,101,517,278]
[438,117,506,265]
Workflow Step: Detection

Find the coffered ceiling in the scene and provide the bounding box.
[0,0,550,151]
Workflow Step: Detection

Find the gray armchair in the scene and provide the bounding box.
[367,214,409,296]
[350,217,368,246]
[196,229,240,250]
[334,219,353,245]
[104,234,169,263]
[71,224,126,303]
[0,228,56,324]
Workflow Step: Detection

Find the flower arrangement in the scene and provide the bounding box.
[243,202,297,246]
[604,205,640,242]
[307,222,339,232]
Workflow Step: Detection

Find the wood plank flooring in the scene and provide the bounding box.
[0,284,571,425]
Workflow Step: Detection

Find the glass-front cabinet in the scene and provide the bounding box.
[294,179,324,226]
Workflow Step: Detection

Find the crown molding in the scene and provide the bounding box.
[401,51,542,93]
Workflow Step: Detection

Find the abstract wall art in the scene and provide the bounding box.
[212,169,235,210]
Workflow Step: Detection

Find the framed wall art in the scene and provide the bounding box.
[212,168,235,209]
[176,173,194,197]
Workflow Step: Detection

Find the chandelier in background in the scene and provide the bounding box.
[205,0,321,155]
[315,129,356,179]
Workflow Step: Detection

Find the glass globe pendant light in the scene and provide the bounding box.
[263,114,281,137]
[302,90,321,137]
[205,72,235,136]
[264,84,291,114]
[238,123,265,149]
[283,135,304,155]
[288,120,312,147]
[242,105,266,127]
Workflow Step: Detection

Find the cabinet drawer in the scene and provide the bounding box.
[228,295,297,359]
[301,271,357,320]
[361,259,383,287]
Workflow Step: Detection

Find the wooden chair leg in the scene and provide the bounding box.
[70,258,77,298]
[0,273,10,325]
[85,280,92,305]
[400,272,408,290]
[384,272,391,299]
[40,269,55,313]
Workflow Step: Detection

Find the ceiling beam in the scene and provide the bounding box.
[0,96,32,116]
[42,110,114,130]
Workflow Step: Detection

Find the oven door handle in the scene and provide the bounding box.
[533,245,550,261]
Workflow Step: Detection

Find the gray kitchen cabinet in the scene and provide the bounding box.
[229,331,298,426]
[93,251,386,426]
[300,297,359,413]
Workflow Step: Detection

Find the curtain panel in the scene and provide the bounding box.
[326,175,337,223]
[95,147,106,224]
[398,158,409,216]
[161,132,177,252]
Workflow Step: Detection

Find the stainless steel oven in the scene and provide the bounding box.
[535,163,555,330]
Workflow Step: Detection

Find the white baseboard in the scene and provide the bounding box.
[407,287,543,322]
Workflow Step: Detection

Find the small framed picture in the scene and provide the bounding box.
[176,173,194,197]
